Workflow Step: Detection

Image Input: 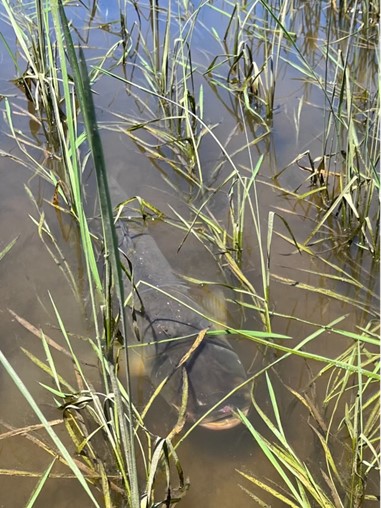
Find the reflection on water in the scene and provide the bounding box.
[0,0,379,506]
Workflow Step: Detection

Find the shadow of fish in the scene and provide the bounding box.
[117,220,251,430]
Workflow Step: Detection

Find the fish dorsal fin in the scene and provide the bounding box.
[181,276,228,326]
[199,284,228,326]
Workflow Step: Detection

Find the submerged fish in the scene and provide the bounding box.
[117,220,251,430]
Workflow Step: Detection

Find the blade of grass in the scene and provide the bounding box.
[0,236,19,262]
[25,458,57,508]
[55,2,140,504]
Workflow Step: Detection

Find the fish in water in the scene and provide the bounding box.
[117,220,251,430]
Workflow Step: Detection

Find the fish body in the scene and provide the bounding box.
[117,221,250,430]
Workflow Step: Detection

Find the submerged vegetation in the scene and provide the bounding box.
[0,0,379,507]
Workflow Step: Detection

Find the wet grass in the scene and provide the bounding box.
[1,1,185,506]
[0,0,379,507]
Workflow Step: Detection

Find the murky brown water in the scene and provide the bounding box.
[0,1,379,507]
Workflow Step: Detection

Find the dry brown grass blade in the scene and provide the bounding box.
[0,469,99,479]
[285,385,327,432]
[176,328,208,368]
[8,309,72,358]
[167,368,189,440]
[0,419,62,440]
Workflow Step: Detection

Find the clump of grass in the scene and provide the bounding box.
[2,0,66,154]
[114,0,207,186]
[274,1,379,256]
[4,306,189,507]
[237,319,380,506]
[205,1,285,124]
[1,1,188,506]
[203,0,379,255]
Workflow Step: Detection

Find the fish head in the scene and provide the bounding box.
[159,337,251,430]
[187,338,251,430]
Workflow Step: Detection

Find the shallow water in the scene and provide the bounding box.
[0,1,379,506]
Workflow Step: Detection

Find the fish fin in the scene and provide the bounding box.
[198,285,228,325]
[180,275,229,325]
[128,349,146,377]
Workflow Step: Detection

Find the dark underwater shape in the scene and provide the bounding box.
[117,220,251,430]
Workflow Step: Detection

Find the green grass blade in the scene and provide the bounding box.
[0,236,19,262]
[25,458,56,508]
[238,409,305,505]
[56,2,139,504]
